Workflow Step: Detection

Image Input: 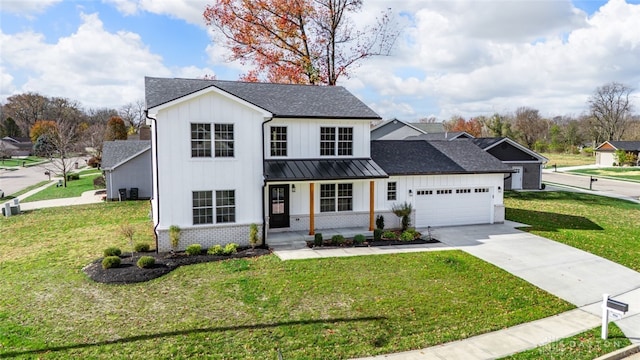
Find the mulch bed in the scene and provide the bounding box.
[83,248,271,285]
[307,238,439,249]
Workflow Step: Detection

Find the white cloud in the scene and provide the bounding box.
[0,0,62,16]
[0,66,16,99]
[351,0,640,120]
[104,0,209,26]
[1,12,172,108]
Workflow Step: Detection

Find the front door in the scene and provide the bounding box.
[511,166,523,190]
[269,184,290,228]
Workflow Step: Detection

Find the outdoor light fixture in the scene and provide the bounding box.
[409,189,413,196]
[292,184,296,192]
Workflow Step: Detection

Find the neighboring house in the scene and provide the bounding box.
[370,119,450,140]
[410,122,446,133]
[145,77,513,252]
[595,141,640,166]
[371,139,512,228]
[471,137,548,190]
[101,140,152,201]
[371,118,426,140]
[406,132,474,140]
[0,136,32,157]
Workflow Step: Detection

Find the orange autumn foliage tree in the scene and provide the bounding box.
[204,0,398,85]
[443,117,483,138]
[29,120,58,142]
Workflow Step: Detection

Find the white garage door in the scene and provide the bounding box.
[415,187,492,227]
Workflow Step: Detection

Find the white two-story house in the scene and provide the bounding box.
[145,77,511,251]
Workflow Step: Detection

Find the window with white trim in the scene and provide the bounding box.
[191,123,211,157]
[192,191,213,224]
[216,190,235,223]
[387,182,397,201]
[320,183,353,212]
[214,124,234,157]
[320,127,352,156]
[270,126,287,156]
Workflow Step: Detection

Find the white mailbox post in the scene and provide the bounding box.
[601,293,629,339]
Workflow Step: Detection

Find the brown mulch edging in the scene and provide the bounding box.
[83,248,271,285]
[307,238,439,249]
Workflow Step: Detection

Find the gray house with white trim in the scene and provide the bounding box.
[102,140,152,201]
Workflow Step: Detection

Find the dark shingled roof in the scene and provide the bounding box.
[371,139,513,175]
[102,140,151,170]
[145,77,380,119]
[608,141,640,151]
[264,159,388,182]
[409,123,445,133]
[470,137,504,149]
[405,132,472,140]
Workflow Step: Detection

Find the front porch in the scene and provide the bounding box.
[267,227,374,250]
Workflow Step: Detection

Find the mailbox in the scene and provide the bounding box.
[606,298,628,313]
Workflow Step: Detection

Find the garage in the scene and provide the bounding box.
[414,187,492,227]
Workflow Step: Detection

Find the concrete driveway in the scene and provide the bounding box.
[0,157,87,196]
[433,222,640,342]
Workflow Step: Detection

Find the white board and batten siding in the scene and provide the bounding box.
[376,174,505,228]
[264,119,372,159]
[152,91,266,230]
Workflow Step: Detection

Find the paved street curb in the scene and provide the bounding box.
[594,344,640,360]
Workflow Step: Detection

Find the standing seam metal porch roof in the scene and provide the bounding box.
[264,159,388,182]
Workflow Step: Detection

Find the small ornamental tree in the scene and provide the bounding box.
[119,223,136,255]
[391,202,412,231]
[169,225,181,252]
[249,223,259,249]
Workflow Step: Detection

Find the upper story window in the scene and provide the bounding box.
[270,126,287,157]
[214,124,234,157]
[320,127,353,156]
[191,123,211,158]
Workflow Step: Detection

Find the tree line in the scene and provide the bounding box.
[440,82,638,154]
[0,93,144,186]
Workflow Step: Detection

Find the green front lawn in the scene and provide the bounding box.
[0,202,572,359]
[505,191,640,272]
[541,153,595,168]
[568,167,640,182]
[0,156,46,168]
[501,324,630,360]
[21,173,104,202]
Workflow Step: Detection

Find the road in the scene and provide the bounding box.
[542,171,640,202]
[0,157,87,196]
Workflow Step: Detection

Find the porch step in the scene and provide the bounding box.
[268,239,309,251]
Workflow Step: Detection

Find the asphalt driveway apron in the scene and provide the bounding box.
[434,221,640,343]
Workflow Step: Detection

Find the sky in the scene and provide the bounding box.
[1,0,639,121]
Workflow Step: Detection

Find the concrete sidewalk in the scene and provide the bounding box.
[3,180,105,211]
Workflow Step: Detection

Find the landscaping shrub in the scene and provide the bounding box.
[66,173,80,181]
[382,231,398,240]
[373,229,383,241]
[314,233,323,246]
[134,243,150,252]
[93,175,106,188]
[169,225,181,251]
[102,256,121,269]
[391,202,412,231]
[375,215,385,230]
[331,235,345,245]
[137,256,155,269]
[208,245,224,255]
[87,156,101,168]
[103,247,122,257]
[223,243,238,255]
[354,234,366,245]
[249,223,259,248]
[185,244,202,256]
[400,231,414,242]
